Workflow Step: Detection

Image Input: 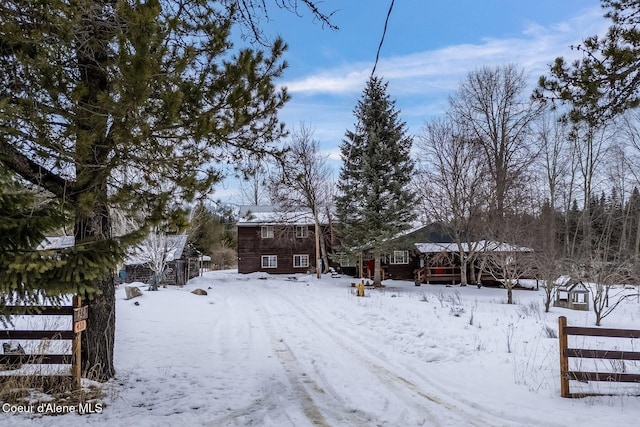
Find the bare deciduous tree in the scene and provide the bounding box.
[450,64,544,217]
[270,124,333,276]
[480,232,536,305]
[226,0,338,45]
[129,231,185,291]
[533,109,582,259]
[533,249,564,312]
[578,259,636,326]
[415,118,489,286]
[238,160,271,206]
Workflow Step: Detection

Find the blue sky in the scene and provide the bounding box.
[218,0,609,204]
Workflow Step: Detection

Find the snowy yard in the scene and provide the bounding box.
[2,270,640,426]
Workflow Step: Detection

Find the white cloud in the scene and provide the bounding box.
[282,7,608,99]
[283,67,371,94]
[217,7,610,204]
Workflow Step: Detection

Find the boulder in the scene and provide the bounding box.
[191,288,208,296]
[125,286,143,300]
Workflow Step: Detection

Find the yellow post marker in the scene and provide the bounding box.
[356,282,365,297]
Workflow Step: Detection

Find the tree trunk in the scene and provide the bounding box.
[75,194,116,380]
[459,252,468,286]
[475,254,488,286]
[319,233,330,274]
[74,0,116,381]
[313,215,321,279]
[635,210,640,259]
[469,255,478,284]
[312,212,330,276]
[373,251,382,287]
[82,274,116,380]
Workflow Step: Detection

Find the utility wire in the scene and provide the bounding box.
[371,0,395,77]
[344,0,396,176]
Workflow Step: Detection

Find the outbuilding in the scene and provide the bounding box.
[554,278,589,311]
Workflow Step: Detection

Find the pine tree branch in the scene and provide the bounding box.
[0,140,72,198]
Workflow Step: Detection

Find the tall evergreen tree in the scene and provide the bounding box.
[336,76,416,286]
[0,0,287,380]
[189,202,237,254]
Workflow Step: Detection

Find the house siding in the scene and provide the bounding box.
[124,258,199,286]
[237,225,321,274]
[386,256,421,280]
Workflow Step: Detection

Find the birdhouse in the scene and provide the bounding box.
[554,279,589,311]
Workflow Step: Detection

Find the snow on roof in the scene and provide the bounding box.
[554,275,572,286]
[415,242,461,253]
[415,240,533,254]
[124,234,188,266]
[38,236,75,250]
[237,205,330,226]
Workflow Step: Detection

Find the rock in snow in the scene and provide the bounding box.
[125,285,143,300]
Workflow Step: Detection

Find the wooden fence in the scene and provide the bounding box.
[558,316,640,398]
[0,296,87,390]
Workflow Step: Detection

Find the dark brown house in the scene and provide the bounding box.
[414,239,535,285]
[339,224,534,285]
[336,224,448,281]
[237,205,332,274]
[337,250,421,281]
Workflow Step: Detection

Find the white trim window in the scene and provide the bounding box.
[261,255,277,268]
[391,250,409,265]
[261,226,274,238]
[295,225,308,238]
[293,254,309,268]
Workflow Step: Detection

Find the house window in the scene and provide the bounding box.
[261,255,277,268]
[391,250,409,264]
[295,225,308,238]
[261,226,274,238]
[293,254,309,268]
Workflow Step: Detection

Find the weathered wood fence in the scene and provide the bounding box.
[558,316,640,398]
[0,296,87,390]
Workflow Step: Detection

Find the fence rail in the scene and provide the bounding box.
[0,296,86,390]
[558,316,640,397]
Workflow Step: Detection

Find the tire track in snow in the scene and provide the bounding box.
[248,289,376,427]
[250,287,441,427]
[207,380,303,427]
[206,292,310,426]
[302,300,565,427]
[269,332,332,426]
[270,289,521,427]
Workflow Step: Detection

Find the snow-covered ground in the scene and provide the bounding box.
[2,270,640,426]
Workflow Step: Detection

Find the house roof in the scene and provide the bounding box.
[397,225,532,253]
[39,234,195,266]
[38,236,75,250]
[400,223,458,244]
[237,205,330,226]
[415,240,533,254]
[124,234,189,266]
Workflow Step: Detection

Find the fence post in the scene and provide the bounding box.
[72,296,82,390]
[558,316,570,398]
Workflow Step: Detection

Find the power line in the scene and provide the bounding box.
[371,0,395,77]
[343,0,396,176]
